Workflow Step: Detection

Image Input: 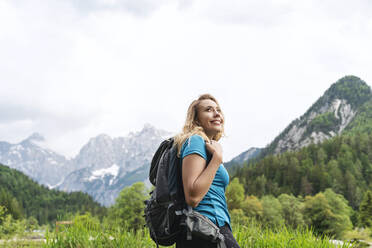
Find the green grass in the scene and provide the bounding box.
[44,225,158,248]
[39,217,359,248]
[233,220,355,248]
[1,213,360,248]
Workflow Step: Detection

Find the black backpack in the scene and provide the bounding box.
[144,137,186,247]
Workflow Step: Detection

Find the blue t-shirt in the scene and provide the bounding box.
[181,135,231,228]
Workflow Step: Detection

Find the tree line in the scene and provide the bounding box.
[233,133,372,210]
[0,164,106,226]
[226,178,372,239]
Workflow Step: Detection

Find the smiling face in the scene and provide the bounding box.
[196,99,224,140]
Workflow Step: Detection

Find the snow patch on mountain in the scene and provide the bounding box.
[88,164,119,185]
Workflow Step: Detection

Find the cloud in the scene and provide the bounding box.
[1,0,372,160]
[0,104,45,124]
[0,101,98,131]
[71,0,192,17]
[190,0,372,27]
[190,0,292,26]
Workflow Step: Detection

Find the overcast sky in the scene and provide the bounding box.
[1,0,372,161]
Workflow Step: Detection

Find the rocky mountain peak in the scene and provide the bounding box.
[228,75,372,167]
[128,123,171,140]
[304,76,371,117]
[0,132,73,188]
[325,76,371,105]
[59,124,172,205]
[259,75,372,157]
[22,132,45,143]
[87,134,112,145]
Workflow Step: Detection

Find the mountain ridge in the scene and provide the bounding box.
[55,124,172,205]
[0,124,172,206]
[231,75,372,165]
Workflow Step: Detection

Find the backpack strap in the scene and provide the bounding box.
[186,206,193,240]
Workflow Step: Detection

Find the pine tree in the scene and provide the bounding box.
[359,190,372,227]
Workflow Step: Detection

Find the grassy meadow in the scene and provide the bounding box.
[46,220,357,248]
[1,216,362,248]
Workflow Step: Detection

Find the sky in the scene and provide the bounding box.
[1,0,372,161]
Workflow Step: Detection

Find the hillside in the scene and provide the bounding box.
[232,76,372,209]
[0,164,106,224]
[261,75,372,157]
[234,132,372,210]
[229,76,372,169]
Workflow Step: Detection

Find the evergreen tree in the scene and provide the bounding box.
[0,189,23,220]
[358,190,372,227]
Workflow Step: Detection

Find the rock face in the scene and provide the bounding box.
[261,75,372,157]
[58,124,172,206]
[229,75,372,164]
[0,133,73,188]
[0,124,172,206]
[274,99,356,154]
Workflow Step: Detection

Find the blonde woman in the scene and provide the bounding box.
[174,94,240,248]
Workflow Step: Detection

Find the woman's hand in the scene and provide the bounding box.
[205,140,223,164]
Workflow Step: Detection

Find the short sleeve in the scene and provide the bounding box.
[181,135,207,160]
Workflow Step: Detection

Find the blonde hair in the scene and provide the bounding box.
[174,93,225,156]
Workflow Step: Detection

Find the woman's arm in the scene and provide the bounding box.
[182,141,223,208]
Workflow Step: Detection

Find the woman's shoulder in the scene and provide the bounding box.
[181,134,208,159]
[183,134,206,147]
[189,134,205,142]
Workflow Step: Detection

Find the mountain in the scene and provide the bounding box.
[0,163,105,224]
[57,124,172,206]
[232,76,372,209]
[230,148,262,164]
[231,76,372,165]
[261,75,371,156]
[0,133,73,188]
[0,124,172,206]
[224,147,262,171]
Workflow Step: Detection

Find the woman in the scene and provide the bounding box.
[174,94,240,248]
